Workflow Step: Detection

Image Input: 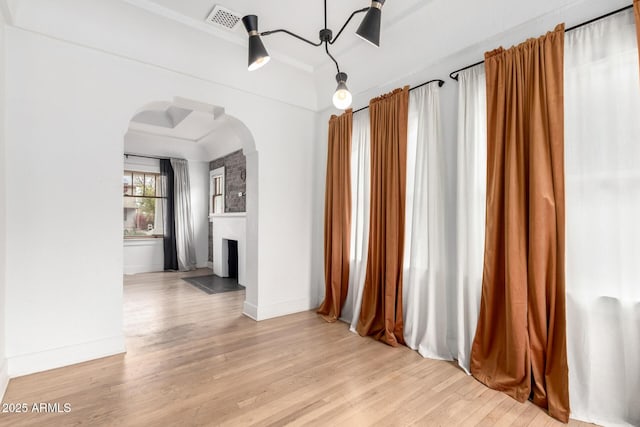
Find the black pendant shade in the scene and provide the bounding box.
[356,0,385,47]
[242,15,271,71]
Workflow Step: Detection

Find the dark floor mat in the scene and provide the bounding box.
[182,274,245,295]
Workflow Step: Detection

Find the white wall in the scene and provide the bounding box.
[0,5,8,399]
[123,239,164,275]
[5,29,127,377]
[5,20,316,376]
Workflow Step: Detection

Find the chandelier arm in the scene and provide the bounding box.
[329,7,369,45]
[260,29,323,47]
[324,41,341,74]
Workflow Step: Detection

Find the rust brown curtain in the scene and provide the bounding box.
[470,25,570,422]
[318,110,353,322]
[356,87,409,346]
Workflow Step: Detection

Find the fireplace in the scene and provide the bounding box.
[211,213,246,285]
[225,239,238,279]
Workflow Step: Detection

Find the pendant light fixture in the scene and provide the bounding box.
[241,0,386,110]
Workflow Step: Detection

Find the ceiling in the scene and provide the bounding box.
[128,98,227,141]
[130,0,429,71]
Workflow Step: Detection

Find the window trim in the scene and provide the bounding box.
[123,169,166,239]
[210,167,225,216]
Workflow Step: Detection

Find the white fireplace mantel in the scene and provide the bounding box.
[211,214,246,285]
[210,212,246,220]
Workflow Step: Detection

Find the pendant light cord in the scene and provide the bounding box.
[323,0,339,73]
[324,0,328,30]
[325,42,341,73]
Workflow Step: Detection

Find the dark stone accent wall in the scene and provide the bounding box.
[208,149,246,262]
[209,149,246,213]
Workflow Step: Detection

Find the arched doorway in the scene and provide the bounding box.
[122,97,258,317]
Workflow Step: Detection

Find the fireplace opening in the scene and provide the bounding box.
[227,239,238,279]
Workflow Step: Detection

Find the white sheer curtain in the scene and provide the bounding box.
[170,158,197,271]
[402,83,452,360]
[341,110,371,331]
[565,9,640,426]
[454,66,486,374]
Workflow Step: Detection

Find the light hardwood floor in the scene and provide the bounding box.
[1,270,595,426]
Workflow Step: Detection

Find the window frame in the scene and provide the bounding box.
[123,169,165,239]
[210,167,225,216]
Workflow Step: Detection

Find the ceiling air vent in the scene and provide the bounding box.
[206,5,242,31]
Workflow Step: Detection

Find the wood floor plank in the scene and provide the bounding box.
[0,270,598,426]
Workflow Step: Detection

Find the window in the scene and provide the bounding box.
[212,176,223,213]
[210,167,225,215]
[123,170,164,238]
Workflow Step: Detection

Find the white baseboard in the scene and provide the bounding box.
[242,298,313,321]
[8,335,126,378]
[206,261,213,270]
[242,301,258,320]
[257,298,313,320]
[0,359,8,400]
[123,264,165,275]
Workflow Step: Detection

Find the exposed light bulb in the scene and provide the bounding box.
[333,88,352,110]
[333,72,352,110]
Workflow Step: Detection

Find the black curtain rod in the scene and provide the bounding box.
[124,153,170,161]
[352,79,445,114]
[448,4,634,81]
